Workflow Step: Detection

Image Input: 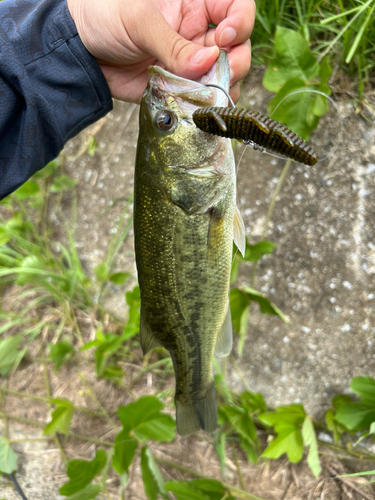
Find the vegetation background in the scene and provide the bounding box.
[1,1,375,499]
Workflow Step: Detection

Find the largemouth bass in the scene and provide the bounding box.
[134,50,245,436]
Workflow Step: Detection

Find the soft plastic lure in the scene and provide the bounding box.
[192,106,319,166]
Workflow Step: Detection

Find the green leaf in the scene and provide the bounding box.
[263,27,319,92]
[190,479,235,500]
[332,394,352,409]
[325,408,343,444]
[165,481,210,500]
[65,484,102,500]
[259,404,306,428]
[49,341,74,371]
[0,227,11,245]
[44,400,74,435]
[262,424,304,462]
[267,79,318,141]
[123,286,141,336]
[229,288,249,334]
[219,405,258,463]
[101,364,123,380]
[241,391,267,413]
[32,160,60,179]
[141,447,168,500]
[302,416,321,477]
[214,433,227,474]
[88,137,98,157]
[50,175,77,193]
[94,262,108,282]
[0,335,26,376]
[244,241,276,262]
[350,376,375,404]
[112,431,138,475]
[108,272,131,285]
[334,403,375,431]
[0,437,18,474]
[13,181,40,200]
[242,286,289,323]
[118,396,175,442]
[59,449,106,496]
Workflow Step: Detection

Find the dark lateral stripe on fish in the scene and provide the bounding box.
[192,106,319,166]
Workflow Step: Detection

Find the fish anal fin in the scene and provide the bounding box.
[233,206,246,257]
[214,305,233,357]
[140,311,159,355]
[175,383,217,436]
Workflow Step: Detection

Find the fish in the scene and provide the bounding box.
[192,106,319,166]
[134,50,245,436]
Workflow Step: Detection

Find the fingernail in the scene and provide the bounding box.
[193,46,218,65]
[219,27,236,47]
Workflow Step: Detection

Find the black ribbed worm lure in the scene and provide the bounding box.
[192,106,319,166]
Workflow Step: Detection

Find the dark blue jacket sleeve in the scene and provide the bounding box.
[0,0,113,200]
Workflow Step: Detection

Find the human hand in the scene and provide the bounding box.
[67,0,255,103]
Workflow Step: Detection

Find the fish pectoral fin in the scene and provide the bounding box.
[214,305,233,357]
[175,383,217,436]
[233,206,246,257]
[140,312,160,355]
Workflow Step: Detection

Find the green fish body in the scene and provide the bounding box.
[134,51,245,436]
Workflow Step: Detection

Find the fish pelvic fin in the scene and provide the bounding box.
[233,206,246,257]
[214,304,232,357]
[140,308,160,355]
[175,383,217,436]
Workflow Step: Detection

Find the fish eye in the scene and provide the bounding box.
[155,111,176,131]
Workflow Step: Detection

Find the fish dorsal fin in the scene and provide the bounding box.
[214,305,232,357]
[233,206,246,257]
[140,309,159,355]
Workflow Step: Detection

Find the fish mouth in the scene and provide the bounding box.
[168,140,229,176]
[147,50,231,109]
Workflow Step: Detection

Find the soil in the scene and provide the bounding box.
[1,68,375,500]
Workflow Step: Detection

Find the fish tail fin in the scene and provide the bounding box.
[175,383,218,436]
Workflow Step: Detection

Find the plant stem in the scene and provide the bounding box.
[251,159,292,288]
[79,373,119,429]
[232,447,246,490]
[0,411,114,446]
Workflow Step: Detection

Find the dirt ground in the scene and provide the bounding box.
[1,69,375,499]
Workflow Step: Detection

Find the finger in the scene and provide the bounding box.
[128,0,219,79]
[229,82,241,104]
[205,0,256,48]
[226,39,251,85]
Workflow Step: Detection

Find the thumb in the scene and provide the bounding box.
[130,2,219,79]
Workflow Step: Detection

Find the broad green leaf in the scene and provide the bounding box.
[302,416,321,477]
[239,437,258,464]
[108,272,131,285]
[65,484,102,500]
[267,79,318,141]
[241,391,267,413]
[94,262,108,282]
[259,404,306,428]
[244,241,276,262]
[50,175,77,193]
[261,424,303,462]
[112,431,138,475]
[165,481,210,500]
[332,394,352,409]
[49,341,74,371]
[0,437,18,474]
[141,447,167,500]
[59,449,106,496]
[229,288,248,334]
[101,364,123,380]
[335,402,375,431]
[219,405,258,463]
[191,479,236,500]
[118,396,175,442]
[44,400,74,435]
[242,286,289,323]
[350,376,375,404]
[13,181,40,200]
[0,335,26,376]
[263,27,319,92]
